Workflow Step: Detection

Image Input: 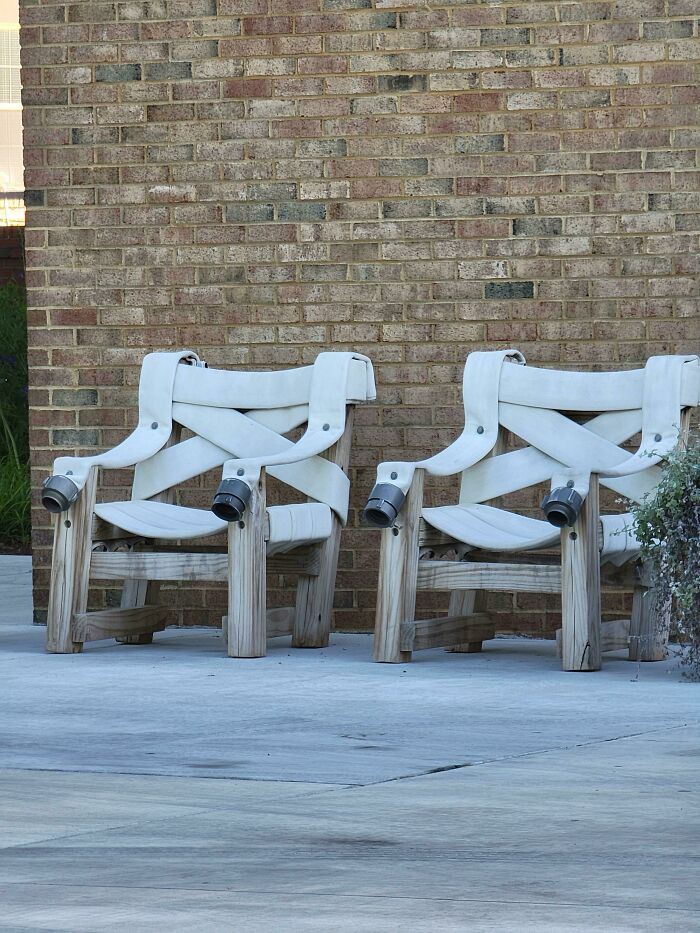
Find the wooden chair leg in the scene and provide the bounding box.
[46,468,97,654]
[293,406,354,649]
[373,470,424,663]
[226,473,267,658]
[116,423,181,645]
[447,590,488,653]
[116,571,154,645]
[446,426,503,656]
[560,475,602,672]
[629,584,669,661]
[293,519,341,649]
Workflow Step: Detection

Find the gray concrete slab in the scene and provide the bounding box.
[0,885,697,933]
[0,555,33,624]
[0,555,697,931]
[0,769,331,848]
[0,561,697,784]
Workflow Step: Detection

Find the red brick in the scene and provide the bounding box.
[454,92,505,112]
[223,78,271,98]
[242,16,293,35]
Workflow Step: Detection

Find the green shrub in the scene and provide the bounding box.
[0,282,29,548]
[0,411,30,547]
[630,432,700,679]
[0,281,28,458]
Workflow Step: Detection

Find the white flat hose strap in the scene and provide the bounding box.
[600,513,639,565]
[94,499,332,549]
[423,504,640,560]
[170,402,349,522]
[458,410,662,506]
[132,405,311,502]
[550,356,698,496]
[220,352,375,514]
[53,350,200,493]
[423,503,559,552]
[599,355,699,478]
[133,434,231,501]
[375,349,526,494]
[135,352,374,521]
[172,357,374,411]
[173,364,314,410]
[377,350,525,494]
[267,503,333,554]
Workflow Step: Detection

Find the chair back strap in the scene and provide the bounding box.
[132,351,375,522]
[459,353,699,505]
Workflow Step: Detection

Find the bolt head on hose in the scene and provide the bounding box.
[363,483,406,528]
[211,477,252,523]
[41,475,80,514]
[541,487,584,528]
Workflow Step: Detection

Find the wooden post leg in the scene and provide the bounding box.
[447,590,487,653]
[116,423,180,645]
[560,476,602,672]
[293,521,340,649]
[226,473,267,658]
[629,584,669,662]
[447,425,503,656]
[293,407,354,649]
[116,571,154,646]
[46,468,97,654]
[373,470,424,663]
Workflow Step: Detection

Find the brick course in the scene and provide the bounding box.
[20,0,700,634]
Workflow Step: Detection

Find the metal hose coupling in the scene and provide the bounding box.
[541,487,584,528]
[41,475,80,514]
[211,477,252,523]
[363,483,406,528]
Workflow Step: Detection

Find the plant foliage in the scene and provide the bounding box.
[0,410,30,547]
[0,282,30,548]
[0,281,28,459]
[630,432,700,679]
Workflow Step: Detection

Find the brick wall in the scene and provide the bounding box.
[20,0,699,632]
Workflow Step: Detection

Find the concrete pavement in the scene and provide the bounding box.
[0,555,697,931]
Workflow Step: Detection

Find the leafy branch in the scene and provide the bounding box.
[630,431,700,679]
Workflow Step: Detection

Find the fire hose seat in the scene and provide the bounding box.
[94,499,333,554]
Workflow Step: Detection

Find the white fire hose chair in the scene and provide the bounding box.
[42,350,375,657]
[364,351,699,671]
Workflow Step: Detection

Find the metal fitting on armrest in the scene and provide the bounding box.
[211,477,252,523]
[363,483,406,528]
[41,475,80,514]
[541,487,584,528]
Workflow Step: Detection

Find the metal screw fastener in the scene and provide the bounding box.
[654,433,662,442]
[322,423,330,431]
[237,468,244,476]
[151,422,158,429]
[390,471,398,480]
[567,480,575,488]
[476,425,484,434]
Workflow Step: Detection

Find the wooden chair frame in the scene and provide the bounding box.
[369,353,698,671]
[44,351,372,657]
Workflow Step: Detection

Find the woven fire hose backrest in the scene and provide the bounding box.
[130,352,375,521]
[459,354,700,507]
